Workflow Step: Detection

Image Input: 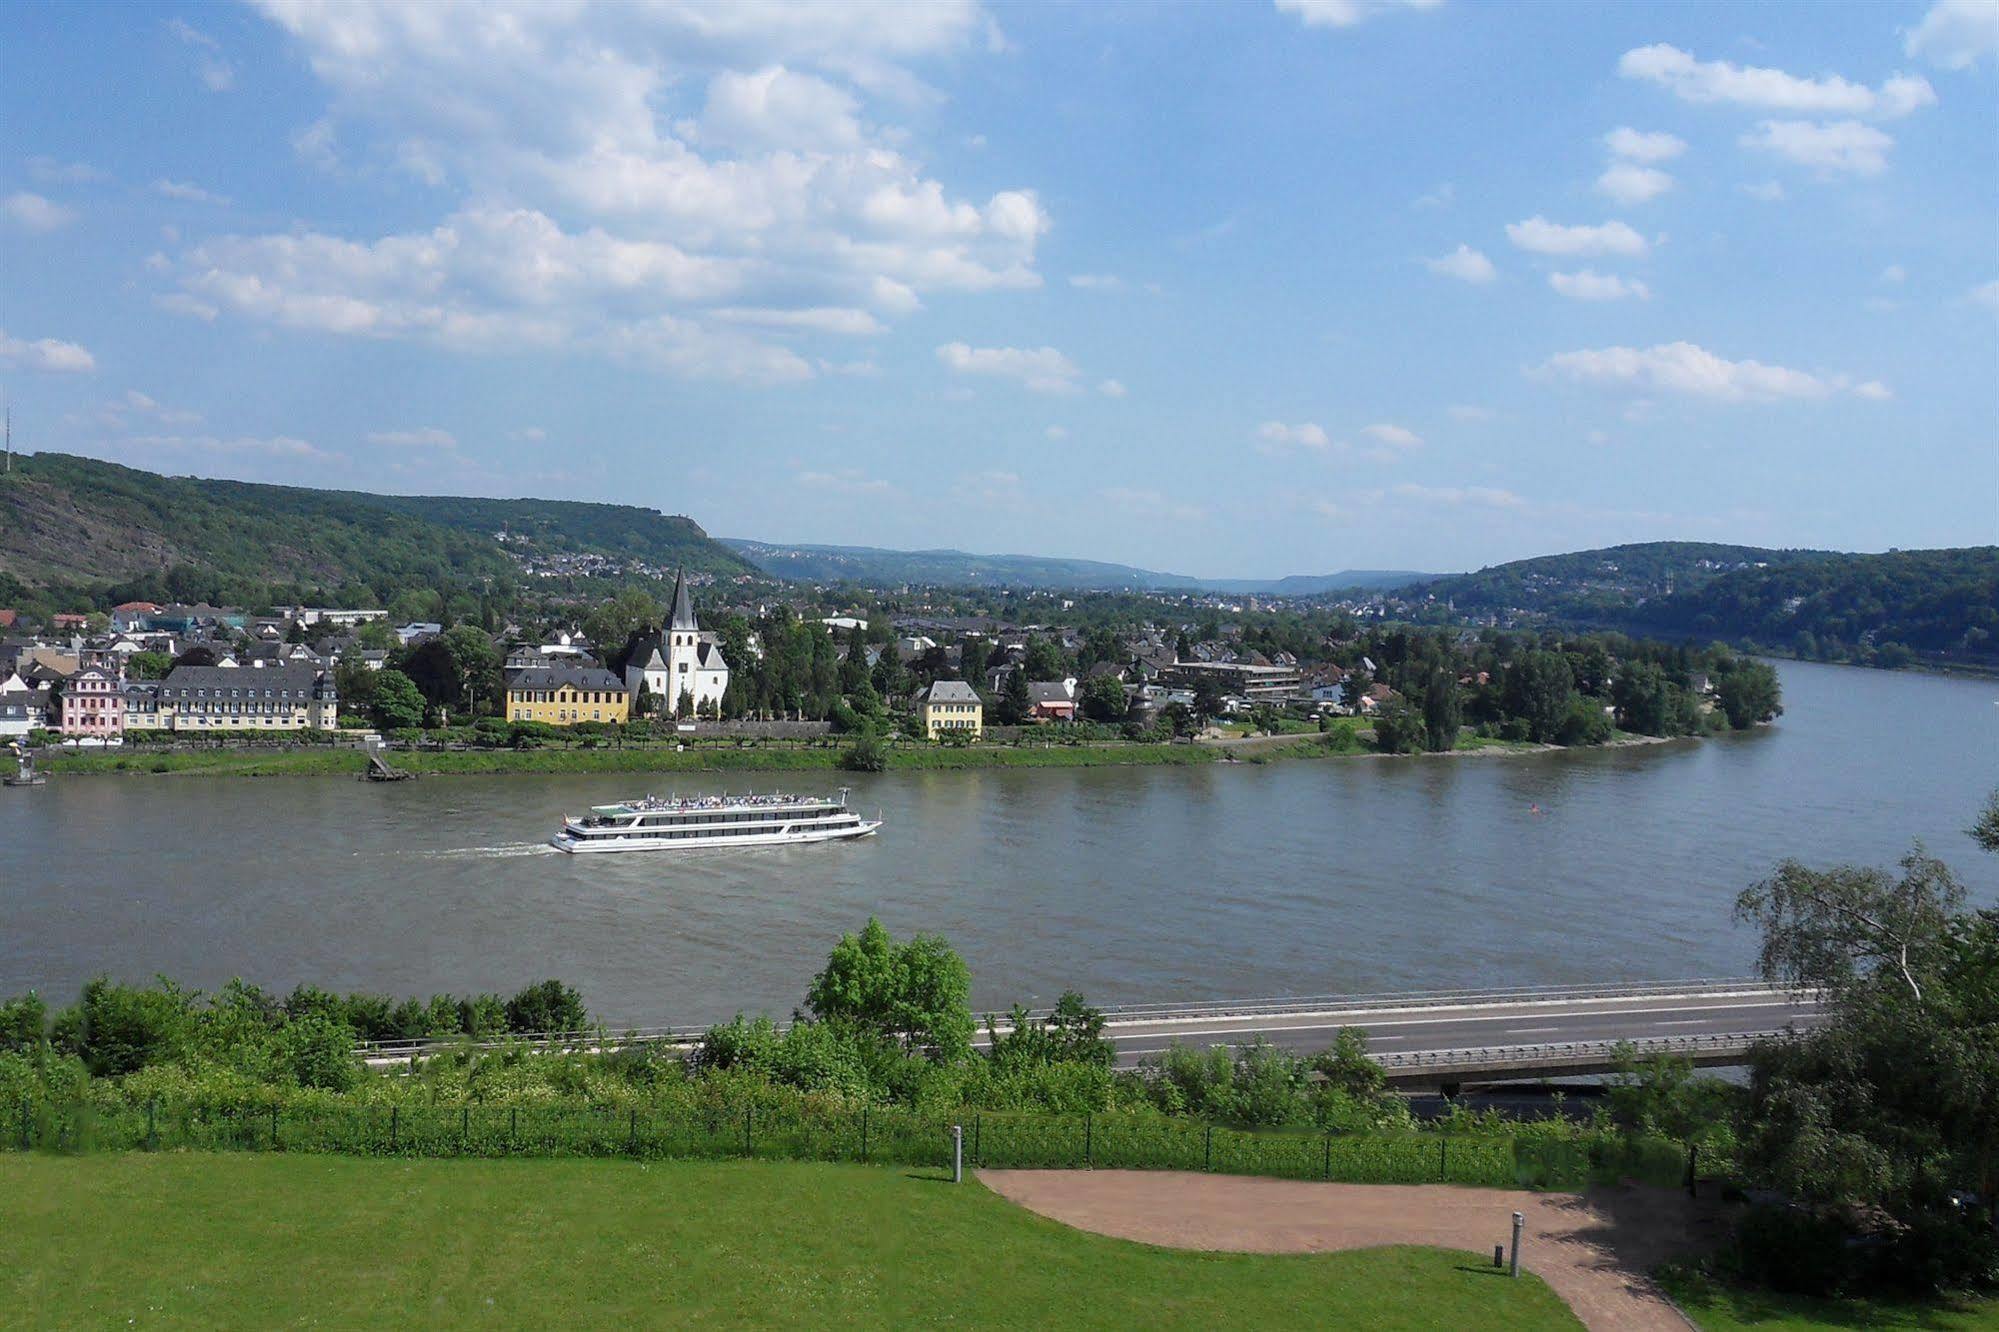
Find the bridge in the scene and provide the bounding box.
[361,978,1819,1088]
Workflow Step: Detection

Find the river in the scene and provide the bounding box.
[2,659,1994,1024]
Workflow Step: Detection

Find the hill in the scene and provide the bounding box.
[0,452,752,601]
[723,538,1430,595]
[1411,541,1999,669]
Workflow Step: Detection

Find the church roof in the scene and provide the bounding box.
[668,569,698,632]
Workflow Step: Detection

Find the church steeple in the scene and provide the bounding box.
[668,568,698,632]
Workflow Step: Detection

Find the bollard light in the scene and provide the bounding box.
[1509,1211,1524,1278]
[952,1123,964,1184]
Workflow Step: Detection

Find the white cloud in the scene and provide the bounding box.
[154,178,229,205]
[165,1,1038,381]
[1274,0,1442,28]
[1390,482,1526,509]
[1447,405,1494,422]
[1617,44,1935,119]
[1068,273,1124,290]
[1097,378,1126,398]
[712,306,885,336]
[292,118,340,172]
[1972,280,1999,312]
[167,17,236,92]
[1742,119,1894,176]
[1852,380,1894,401]
[1879,264,1907,284]
[3,192,76,232]
[96,390,202,428]
[0,329,96,373]
[27,158,106,185]
[936,342,1081,394]
[1905,0,1999,70]
[1412,182,1454,209]
[1538,341,1885,402]
[1426,243,1497,284]
[796,467,894,496]
[1740,180,1787,202]
[1362,422,1422,448]
[1257,421,1332,452]
[124,432,331,460]
[1549,270,1652,302]
[1505,216,1648,257]
[1603,127,1686,162]
[367,427,457,449]
[1099,485,1203,522]
[1596,163,1674,205]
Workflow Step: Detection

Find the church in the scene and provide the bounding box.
[623,570,730,717]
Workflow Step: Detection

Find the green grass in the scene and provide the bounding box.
[0,1154,1582,1329]
[1661,1269,1999,1331]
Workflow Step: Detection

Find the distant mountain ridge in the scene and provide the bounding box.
[722,538,1433,595]
[0,452,753,594]
[1408,540,1999,668]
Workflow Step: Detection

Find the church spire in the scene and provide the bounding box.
[668,567,698,632]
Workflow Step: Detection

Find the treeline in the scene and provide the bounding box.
[1342,627,1780,754]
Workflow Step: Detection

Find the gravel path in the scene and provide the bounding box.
[980,1170,1721,1331]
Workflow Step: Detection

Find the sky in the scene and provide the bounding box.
[2,0,1995,579]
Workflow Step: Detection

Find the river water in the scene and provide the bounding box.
[2,660,1994,1025]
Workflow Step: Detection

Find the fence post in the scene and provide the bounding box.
[1440,1137,1447,1181]
[1084,1113,1092,1169]
[743,1105,753,1157]
[509,1105,517,1151]
[147,1099,158,1152]
[20,1098,29,1150]
[1204,1123,1212,1172]
[860,1106,869,1162]
[271,1104,279,1150]
[1323,1133,1332,1181]
[391,1105,399,1151]
[973,1114,980,1167]
[628,1106,638,1156]
[1685,1139,1697,1198]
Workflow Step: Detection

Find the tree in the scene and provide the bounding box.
[996,666,1031,725]
[581,588,659,671]
[676,686,695,720]
[1420,670,1460,752]
[805,917,973,1059]
[1611,661,1669,735]
[1023,636,1067,681]
[370,669,425,731]
[1371,702,1422,754]
[1735,850,1966,1003]
[1080,674,1127,723]
[1716,658,1783,730]
[1501,650,1577,744]
[503,979,586,1033]
[837,724,887,773]
[1969,789,1998,854]
[172,645,219,669]
[126,651,173,681]
[871,642,907,700]
[1191,675,1227,721]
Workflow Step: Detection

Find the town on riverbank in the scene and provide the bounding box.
[2,569,1782,780]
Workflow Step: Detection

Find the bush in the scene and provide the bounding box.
[282,1014,360,1092]
[505,980,587,1034]
[0,992,48,1054]
[54,978,193,1077]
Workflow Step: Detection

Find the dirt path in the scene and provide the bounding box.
[980,1170,1721,1332]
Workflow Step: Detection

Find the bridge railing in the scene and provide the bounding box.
[1376,1029,1788,1074]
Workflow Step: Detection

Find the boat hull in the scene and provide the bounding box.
[550,819,881,853]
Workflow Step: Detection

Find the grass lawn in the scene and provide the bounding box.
[1,1154,1581,1329]
[1660,1269,1999,1331]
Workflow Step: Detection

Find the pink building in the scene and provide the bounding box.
[59,667,125,739]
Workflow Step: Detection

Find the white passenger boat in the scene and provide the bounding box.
[549,789,881,853]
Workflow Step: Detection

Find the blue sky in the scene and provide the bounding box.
[3,0,1994,578]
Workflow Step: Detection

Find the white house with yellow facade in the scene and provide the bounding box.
[504,664,631,726]
[915,679,982,740]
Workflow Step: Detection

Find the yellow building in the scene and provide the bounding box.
[916,680,983,740]
[504,665,631,726]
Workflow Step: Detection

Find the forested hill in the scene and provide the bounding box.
[1413,541,1998,669]
[0,452,752,603]
[722,538,1429,595]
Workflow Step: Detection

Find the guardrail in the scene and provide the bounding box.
[355,980,1806,1064]
[1375,1030,1786,1076]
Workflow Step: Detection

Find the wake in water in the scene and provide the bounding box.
[426,842,559,859]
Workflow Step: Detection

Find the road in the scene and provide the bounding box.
[1093,985,1822,1073]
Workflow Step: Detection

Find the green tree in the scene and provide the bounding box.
[126,651,173,680]
[1716,658,1783,729]
[1735,849,1966,1003]
[805,917,973,1059]
[1420,670,1461,752]
[1501,650,1577,744]
[1023,637,1067,681]
[369,669,425,731]
[996,666,1031,725]
[1968,789,1997,854]
[1079,674,1127,723]
[503,980,587,1033]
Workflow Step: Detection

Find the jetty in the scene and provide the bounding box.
[362,738,415,783]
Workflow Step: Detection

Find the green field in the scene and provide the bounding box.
[1,1154,1581,1329]
[1660,1269,1999,1332]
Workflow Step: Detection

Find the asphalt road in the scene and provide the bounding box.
[1097,989,1822,1068]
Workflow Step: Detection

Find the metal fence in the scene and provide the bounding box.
[5,1098,1696,1191]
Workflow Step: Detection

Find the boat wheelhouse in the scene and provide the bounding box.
[549,789,880,853]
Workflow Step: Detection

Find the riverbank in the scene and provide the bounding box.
[6,723,1703,780]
